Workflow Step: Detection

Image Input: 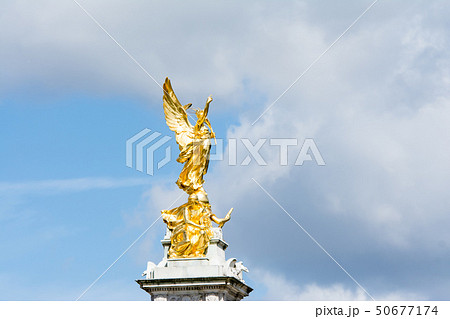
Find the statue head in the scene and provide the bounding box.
[195,109,204,119]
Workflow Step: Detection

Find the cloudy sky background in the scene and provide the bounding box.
[1,0,450,300]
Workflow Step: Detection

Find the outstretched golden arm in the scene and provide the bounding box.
[194,96,213,133]
[211,208,233,228]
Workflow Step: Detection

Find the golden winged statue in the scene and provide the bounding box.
[161,78,233,258]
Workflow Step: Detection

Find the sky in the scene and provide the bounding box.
[1,0,450,301]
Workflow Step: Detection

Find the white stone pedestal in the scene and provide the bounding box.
[136,228,252,301]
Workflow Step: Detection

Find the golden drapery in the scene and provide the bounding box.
[162,201,214,258]
[176,134,212,194]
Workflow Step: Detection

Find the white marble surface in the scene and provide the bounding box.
[138,227,252,301]
[142,227,248,283]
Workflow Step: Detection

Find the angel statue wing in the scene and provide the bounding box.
[162,77,194,149]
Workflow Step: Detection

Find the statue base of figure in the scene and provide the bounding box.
[136,227,252,301]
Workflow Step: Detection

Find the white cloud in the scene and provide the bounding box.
[197,0,450,251]
[254,268,423,301]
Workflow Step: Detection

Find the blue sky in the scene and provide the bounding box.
[1,0,450,300]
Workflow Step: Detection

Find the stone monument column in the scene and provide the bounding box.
[136,78,252,301]
[136,228,252,301]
